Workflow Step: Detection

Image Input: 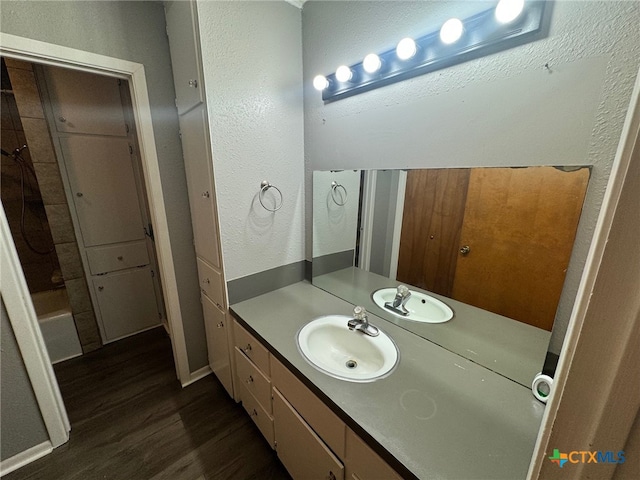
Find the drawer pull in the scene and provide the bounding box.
[202,278,210,284]
[216,321,224,329]
[117,256,124,261]
[242,343,252,353]
[327,472,336,480]
[246,375,254,384]
[250,408,258,417]
[202,191,210,198]
[98,286,104,291]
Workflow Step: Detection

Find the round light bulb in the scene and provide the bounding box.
[335,65,353,83]
[495,0,525,24]
[363,53,382,73]
[440,18,464,44]
[396,38,417,60]
[313,75,329,91]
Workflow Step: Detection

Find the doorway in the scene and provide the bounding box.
[2,57,167,356]
[0,34,193,457]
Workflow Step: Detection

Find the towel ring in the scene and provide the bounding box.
[331,181,348,206]
[259,180,283,212]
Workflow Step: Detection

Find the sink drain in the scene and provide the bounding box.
[345,359,358,369]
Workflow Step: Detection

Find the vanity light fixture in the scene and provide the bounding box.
[313,75,329,91]
[315,0,547,102]
[335,65,353,82]
[396,38,417,60]
[363,53,382,73]
[495,0,526,24]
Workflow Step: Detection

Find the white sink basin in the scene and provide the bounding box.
[372,288,454,323]
[297,315,399,383]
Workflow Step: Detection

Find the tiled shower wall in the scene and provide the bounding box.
[1,60,59,293]
[4,58,101,353]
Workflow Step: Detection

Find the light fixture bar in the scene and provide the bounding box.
[319,0,547,103]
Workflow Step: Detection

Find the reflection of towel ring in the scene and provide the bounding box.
[259,180,283,212]
[331,181,348,206]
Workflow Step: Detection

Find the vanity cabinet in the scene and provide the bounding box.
[345,430,403,480]
[273,389,344,480]
[165,0,233,394]
[232,318,402,480]
[233,320,274,447]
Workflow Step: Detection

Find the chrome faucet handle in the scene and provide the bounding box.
[397,285,410,297]
[353,305,368,321]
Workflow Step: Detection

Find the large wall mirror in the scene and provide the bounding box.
[312,166,590,387]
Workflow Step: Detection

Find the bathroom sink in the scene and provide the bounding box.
[297,315,399,382]
[372,288,454,323]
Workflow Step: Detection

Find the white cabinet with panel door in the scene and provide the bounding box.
[165,0,232,397]
[202,295,233,395]
[165,0,204,115]
[92,266,160,341]
[59,136,145,247]
[180,106,221,269]
[42,64,165,345]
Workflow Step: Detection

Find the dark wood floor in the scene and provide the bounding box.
[6,328,291,480]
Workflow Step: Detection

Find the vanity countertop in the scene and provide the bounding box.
[314,267,551,387]
[231,281,545,480]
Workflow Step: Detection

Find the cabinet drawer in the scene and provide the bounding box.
[240,383,274,449]
[235,347,271,414]
[272,356,346,458]
[233,320,270,376]
[274,388,344,480]
[86,241,149,274]
[196,257,225,309]
[345,429,402,480]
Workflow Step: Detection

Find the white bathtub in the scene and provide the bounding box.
[31,289,83,364]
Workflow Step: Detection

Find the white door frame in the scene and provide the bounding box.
[0,33,191,424]
[358,170,377,271]
[388,170,407,280]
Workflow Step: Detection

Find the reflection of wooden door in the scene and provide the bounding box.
[452,167,589,330]
[397,169,470,296]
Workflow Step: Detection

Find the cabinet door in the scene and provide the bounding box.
[165,0,204,114]
[44,66,127,136]
[271,356,345,457]
[180,106,222,269]
[202,294,233,397]
[345,429,402,480]
[196,257,225,309]
[273,389,344,480]
[92,266,160,341]
[60,136,145,247]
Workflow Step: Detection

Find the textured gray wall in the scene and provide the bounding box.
[0,1,207,371]
[1,298,49,461]
[302,1,640,353]
[197,1,305,282]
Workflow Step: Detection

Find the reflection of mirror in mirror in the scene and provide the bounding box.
[312,166,590,387]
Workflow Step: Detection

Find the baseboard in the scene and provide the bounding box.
[180,365,212,388]
[0,441,52,477]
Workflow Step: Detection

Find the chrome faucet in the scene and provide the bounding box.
[347,306,379,337]
[384,285,411,316]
